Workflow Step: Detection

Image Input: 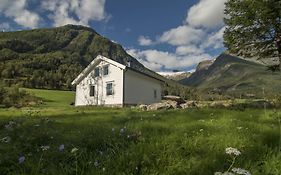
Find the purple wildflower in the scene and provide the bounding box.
[59,144,65,151]
[18,156,25,164]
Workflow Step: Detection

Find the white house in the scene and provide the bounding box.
[71,55,164,106]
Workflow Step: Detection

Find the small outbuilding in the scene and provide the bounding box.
[72,55,164,106]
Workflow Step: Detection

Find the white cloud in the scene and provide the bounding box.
[138,36,154,46]
[0,0,40,28]
[127,49,211,71]
[159,25,205,46]
[203,27,225,49]
[132,0,227,71]
[176,45,204,55]
[186,0,227,28]
[41,0,108,27]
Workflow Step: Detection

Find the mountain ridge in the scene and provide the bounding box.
[180,53,281,98]
[0,25,157,89]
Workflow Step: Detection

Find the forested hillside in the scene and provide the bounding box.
[0,25,144,90]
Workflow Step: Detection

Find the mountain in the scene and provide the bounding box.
[0,25,147,89]
[158,71,191,81]
[180,53,281,98]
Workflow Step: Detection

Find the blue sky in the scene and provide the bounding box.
[0,0,226,72]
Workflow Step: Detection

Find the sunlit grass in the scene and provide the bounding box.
[0,89,280,174]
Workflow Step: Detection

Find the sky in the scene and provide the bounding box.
[0,0,227,72]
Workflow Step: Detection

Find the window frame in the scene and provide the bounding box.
[154,89,157,99]
[103,65,109,76]
[89,85,95,97]
[106,82,114,96]
[94,67,100,77]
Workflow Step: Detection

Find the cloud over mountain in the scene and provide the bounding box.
[0,0,40,28]
[135,0,227,71]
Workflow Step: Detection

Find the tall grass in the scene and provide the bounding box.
[0,107,280,174]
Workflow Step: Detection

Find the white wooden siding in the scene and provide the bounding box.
[75,60,123,106]
[124,69,162,105]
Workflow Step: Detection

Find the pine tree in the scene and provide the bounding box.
[224,0,281,69]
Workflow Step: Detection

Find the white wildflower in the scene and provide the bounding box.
[120,128,125,134]
[1,136,11,143]
[41,145,50,151]
[225,147,241,156]
[199,129,204,132]
[237,127,243,130]
[232,168,251,175]
[5,121,16,129]
[71,147,79,154]
[94,161,99,167]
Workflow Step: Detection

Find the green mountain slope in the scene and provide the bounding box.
[0,25,145,89]
[180,54,281,98]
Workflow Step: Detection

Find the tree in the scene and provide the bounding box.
[224,0,281,69]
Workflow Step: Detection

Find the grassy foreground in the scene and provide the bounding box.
[0,89,280,175]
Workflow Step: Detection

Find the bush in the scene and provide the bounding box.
[0,85,38,108]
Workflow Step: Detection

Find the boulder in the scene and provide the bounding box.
[180,101,198,109]
[138,104,147,111]
[147,102,172,111]
[163,95,185,104]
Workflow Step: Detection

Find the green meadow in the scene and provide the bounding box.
[0,89,280,175]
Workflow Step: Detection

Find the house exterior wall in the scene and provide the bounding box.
[74,60,123,106]
[124,69,162,105]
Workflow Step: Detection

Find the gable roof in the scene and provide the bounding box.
[71,55,126,85]
[72,55,164,85]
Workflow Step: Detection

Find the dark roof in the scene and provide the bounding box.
[126,67,165,83]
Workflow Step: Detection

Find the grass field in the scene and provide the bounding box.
[0,89,280,175]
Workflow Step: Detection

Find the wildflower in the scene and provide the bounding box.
[59,144,65,151]
[120,128,125,134]
[41,145,50,151]
[1,136,11,143]
[94,161,99,167]
[18,156,25,164]
[112,128,115,132]
[102,167,106,171]
[71,147,79,154]
[199,129,204,132]
[232,168,251,175]
[225,147,241,156]
[34,124,40,127]
[214,172,222,175]
[4,121,16,130]
[237,127,243,130]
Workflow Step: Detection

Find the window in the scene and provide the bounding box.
[106,82,114,95]
[154,89,157,99]
[89,85,95,97]
[103,65,109,76]
[94,67,100,77]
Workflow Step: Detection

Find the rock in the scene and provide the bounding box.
[180,101,197,109]
[138,104,147,111]
[165,100,179,109]
[163,95,185,104]
[147,102,172,111]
